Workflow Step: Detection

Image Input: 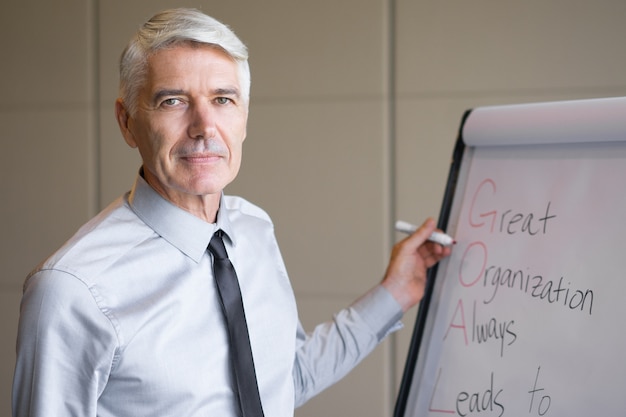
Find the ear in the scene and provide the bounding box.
[115,99,138,148]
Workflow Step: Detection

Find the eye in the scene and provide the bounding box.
[161,98,182,107]
[215,97,233,105]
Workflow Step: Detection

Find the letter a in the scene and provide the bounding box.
[444,299,468,345]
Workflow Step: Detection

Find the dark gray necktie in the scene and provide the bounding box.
[208,230,265,417]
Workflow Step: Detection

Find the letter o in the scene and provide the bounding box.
[459,241,488,288]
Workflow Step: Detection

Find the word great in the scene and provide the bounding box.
[469,179,557,235]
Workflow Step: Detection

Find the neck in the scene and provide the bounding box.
[171,194,221,223]
[143,170,221,223]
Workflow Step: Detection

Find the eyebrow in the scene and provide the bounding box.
[213,87,241,98]
[152,89,186,105]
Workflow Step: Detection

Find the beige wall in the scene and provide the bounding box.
[2,1,626,416]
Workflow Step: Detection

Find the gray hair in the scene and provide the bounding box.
[118,8,250,115]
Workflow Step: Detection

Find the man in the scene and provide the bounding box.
[12,8,450,417]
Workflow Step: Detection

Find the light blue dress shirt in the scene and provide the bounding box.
[13,174,403,417]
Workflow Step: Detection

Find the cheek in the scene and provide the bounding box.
[224,119,247,162]
[226,144,242,178]
[230,136,245,164]
[134,128,171,167]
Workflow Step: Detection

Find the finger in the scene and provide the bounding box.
[404,218,437,249]
[419,245,442,268]
[419,240,452,267]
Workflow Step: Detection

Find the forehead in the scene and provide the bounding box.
[144,43,241,90]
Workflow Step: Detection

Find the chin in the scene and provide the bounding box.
[180,170,237,196]
[190,181,231,197]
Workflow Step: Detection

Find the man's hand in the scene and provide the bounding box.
[381,218,452,312]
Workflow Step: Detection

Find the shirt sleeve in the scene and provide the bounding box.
[12,270,119,417]
[292,284,404,406]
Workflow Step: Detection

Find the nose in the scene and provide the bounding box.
[188,100,218,140]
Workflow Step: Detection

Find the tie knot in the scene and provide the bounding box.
[208,230,229,260]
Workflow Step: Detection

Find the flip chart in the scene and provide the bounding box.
[394,97,626,417]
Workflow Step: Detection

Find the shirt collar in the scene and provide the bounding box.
[127,173,236,263]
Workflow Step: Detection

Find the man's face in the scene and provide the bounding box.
[119,44,248,208]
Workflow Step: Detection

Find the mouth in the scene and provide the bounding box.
[180,154,224,164]
[176,140,229,164]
